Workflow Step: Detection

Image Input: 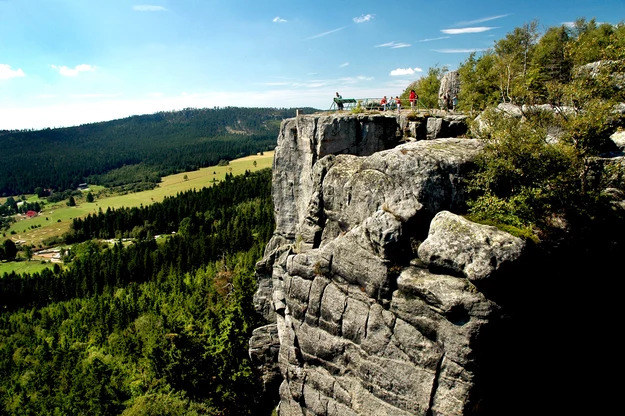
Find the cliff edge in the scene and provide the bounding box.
[250,113,544,415]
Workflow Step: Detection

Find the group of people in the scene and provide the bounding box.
[441,93,458,111]
[379,90,419,112]
[336,89,463,113]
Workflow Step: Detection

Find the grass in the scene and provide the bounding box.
[2,151,274,247]
[0,260,55,276]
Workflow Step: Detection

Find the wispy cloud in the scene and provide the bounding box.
[418,36,450,42]
[306,26,346,40]
[51,64,95,77]
[389,67,423,76]
[0,64,25,80]
[339,62,350,68]
[273,16,287,23]
[433,48,488,53]
[441,26,497,35]
[353,14,374,23]
[454,14,510,26]
[375,41,411,49]
[133,5,167,12]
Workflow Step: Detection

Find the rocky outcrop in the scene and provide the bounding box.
[439,71,460,102]
[250,113,532,415]
[403,114,468,141]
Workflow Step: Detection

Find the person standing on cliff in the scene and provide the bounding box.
[380,96,387,111]
[335,92,343,110]
[395,96,402,113]
[409,89,417,111]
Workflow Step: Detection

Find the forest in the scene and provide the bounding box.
[0,170,275,415]
[0,107,314,196]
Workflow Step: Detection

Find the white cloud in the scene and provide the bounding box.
[454,14,510,26]
[389,67,423,76]
[0,64,25,80]
[442,27,497,35]
[353,14,374,23]
[51,64,95,77]
[133,5,167,12]
[418,36,450,42]
[562,21,576,28]
[273,16,287,23]
[375,41,411,49]
[434,48,488,53]
[306,27,346,40]
[339,62,349,68]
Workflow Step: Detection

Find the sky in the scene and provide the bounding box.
[1,0,624,130]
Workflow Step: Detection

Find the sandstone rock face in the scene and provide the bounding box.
[439,71,460,101]
[251,113,528,415]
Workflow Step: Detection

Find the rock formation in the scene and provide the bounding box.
[438,71,460,103]
[249,113,557,415]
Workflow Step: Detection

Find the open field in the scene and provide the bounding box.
[0,260,55,275]
[3,151,274,247]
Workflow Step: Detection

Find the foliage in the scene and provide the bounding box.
[453,18,625,240]
[1,239,18,260]
[468,101,624,240]
[457,19,625,110]
[351,101,365,114]
[0,107,314,196]
[0,169,275,415]
[401,65,448,109]
[457,52,500,112]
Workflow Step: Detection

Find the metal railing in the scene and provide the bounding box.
[329,97,434,112]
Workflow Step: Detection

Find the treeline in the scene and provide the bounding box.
[0,170,273,311]
[0,169,274,415]
[65,170,271,242]
[457,18,625,111]
[401,19,624,112]
[0,107,315,196]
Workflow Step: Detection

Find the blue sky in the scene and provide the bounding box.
[1,0,623,130]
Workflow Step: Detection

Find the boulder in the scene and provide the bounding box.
[418,211,525,282]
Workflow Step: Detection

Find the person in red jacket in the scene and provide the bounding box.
[395,96,401,112]
[380,96,388,111]
[409,89,417,111]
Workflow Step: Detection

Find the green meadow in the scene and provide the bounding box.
[0,260,55,275]
[3,151,274,247]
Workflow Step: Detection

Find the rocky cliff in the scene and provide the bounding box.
[249,113,574,415]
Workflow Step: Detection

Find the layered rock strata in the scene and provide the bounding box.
[250,113,526,415]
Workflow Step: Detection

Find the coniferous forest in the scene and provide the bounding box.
[0,170,274,415]
[0,107,314,196]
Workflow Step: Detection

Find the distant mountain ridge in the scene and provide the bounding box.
[0,107,317,196]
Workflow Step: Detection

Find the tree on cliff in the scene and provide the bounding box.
[457,19,624,111]
[462,19,625,240]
